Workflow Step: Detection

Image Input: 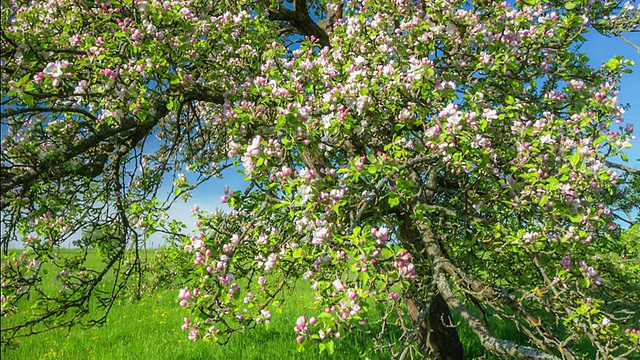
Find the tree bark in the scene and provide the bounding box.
[428,291,464,360]
[401,214,464,360]
[404,280,463,360]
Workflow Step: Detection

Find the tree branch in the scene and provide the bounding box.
[432,269,560,360]
[618,34,640,53]
[268,2,331,46]
[352,155,437,226]
[605,160,640,175]
[416,221,564,360]
[1,107,97,121]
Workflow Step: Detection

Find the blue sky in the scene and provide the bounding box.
[582,31,640,167]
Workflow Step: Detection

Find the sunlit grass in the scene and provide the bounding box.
[0,249,552,359]
[2,286,377,359]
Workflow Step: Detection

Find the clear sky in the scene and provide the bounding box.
[582,31,640,167]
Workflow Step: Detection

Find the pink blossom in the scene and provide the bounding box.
[296,315,306,327]
[294,315,307,333]
[188,330,198,342]
[625,123,634,133]
[347,289,357,300]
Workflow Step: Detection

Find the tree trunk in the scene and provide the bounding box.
[406,291,464,360]
[399,206,463,360]
[426,292,464,360]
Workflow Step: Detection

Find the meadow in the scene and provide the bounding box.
[0,249,564,360]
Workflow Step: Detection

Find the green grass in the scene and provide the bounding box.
[1,249,379,359]
[1,283,377,360]
[0,249,556,359]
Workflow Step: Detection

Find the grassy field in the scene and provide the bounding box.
[0,250,536,359]
[1,287,373,360]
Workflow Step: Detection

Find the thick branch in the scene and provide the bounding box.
[605,160,640,175]
[268,3,331,46]
[1,86,224,198]
[432,270,560,360]
[0,116,157,196]
[1,107,98,121]
[417,221,562,360]
[326,0,344,32]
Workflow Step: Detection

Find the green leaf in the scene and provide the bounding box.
[621,152,629,162]
[22,94,34,107]
[479,119,488,131]
[579,277,590,289]
[539,196,549,207]
[325,340,335,355]
[564,2,576,10]
[592,135,608,146]
[505,95,515,104]
[605,56,623,71]
[388,197,400,208]
[17,74,30,87]
[381,248,394,258]
[569,152,580,167]
[575,303,589,316]
[359,271,370,286]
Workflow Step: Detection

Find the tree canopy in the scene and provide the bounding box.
[2,0,640,359]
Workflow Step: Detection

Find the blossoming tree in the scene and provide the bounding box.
[2,0,640,358]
